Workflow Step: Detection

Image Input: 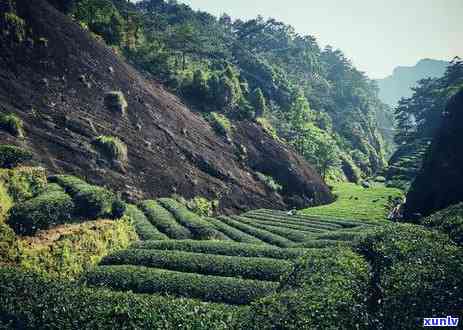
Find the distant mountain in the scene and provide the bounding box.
[376,59,449,106]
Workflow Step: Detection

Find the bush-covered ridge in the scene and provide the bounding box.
[84,265,278,305]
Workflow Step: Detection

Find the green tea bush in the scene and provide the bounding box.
[316,230,371,242]
[0,145,32,168]
[51,175,122,220]
[220,217,294,247]
[292,239,352,249]
[0,167,47,202]
[124,204,168,240]
[0,267,241,329]
[93,135,128,163]
[356,224,463,329]
[85,265,278,305]
[232,216,318,242]
[244,213,342,231]
[204,217,266,245]
[0,223,18,265]
[19,217,138,279]
[0,113,23,137]
[131,240,306,259]
[158,198,226,240]
[104,91,128,115]
[101,249,292,281]
[139,200,191,239]
[422,203,463,245]
[246,248,370,329]
[8,188,75,235]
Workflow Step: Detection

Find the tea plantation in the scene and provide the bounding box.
[1,169,462,329]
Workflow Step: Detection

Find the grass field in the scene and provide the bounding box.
[302,182,403,221]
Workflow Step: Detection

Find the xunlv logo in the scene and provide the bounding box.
[423,316,459,327]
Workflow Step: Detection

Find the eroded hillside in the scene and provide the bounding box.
[0,0,332,213]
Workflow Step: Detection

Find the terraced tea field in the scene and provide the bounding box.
[84,199,382,306]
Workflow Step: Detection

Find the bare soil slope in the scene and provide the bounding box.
[0,0,332,213]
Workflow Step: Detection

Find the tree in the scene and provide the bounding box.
[252,88,268,117]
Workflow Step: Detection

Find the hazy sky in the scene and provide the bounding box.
[178,0,462,79]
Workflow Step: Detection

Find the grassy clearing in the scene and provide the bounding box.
[302,182,403,221]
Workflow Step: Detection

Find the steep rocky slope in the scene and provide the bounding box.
[0,0,332,213]
[404,88,463,218]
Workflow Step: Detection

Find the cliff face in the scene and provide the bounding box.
[0,0,333,213]
[404,89,463,218]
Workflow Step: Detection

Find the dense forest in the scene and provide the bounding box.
[55,0,395,182]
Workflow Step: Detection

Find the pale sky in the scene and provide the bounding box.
[177,0,462,79]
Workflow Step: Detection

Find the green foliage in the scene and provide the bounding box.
[85,264,278,305]
[139,200,192,239]
[8,187,75,236]
[252,88,268,117]
[255,172,282,192]
[207,112,232,136]
[73,0,126,45]
[93,135,128,163]
[0,145,32,169]
[0,167,47,203]
[219,217,294,247]
[101,248,291,281]
[2,12,26,43]
[158,198,226,240]
[186,196,218,217]
[50,175,124,220]
[0,113,23,137]
[0,267,241,329]
[104,91,128,115]
[422,203,463,246]
[0,223,19,265]
[356,224,463,328]
[246,248,370,329]
[204,217,266,245]
[18,217,138,279]
[124,204,169,240]
[131,239,306,259]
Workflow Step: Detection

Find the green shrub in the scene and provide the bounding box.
[207,112,232,136]
[186,196,218,217]
[0,267,241,329]
[204,217,266,245]
[85,265,278,305]
[255,172,282,192]
[158,198,226,240]
[104,91,128,115]
[316,229,372,242]
[19,217,138,279]
[139,200,191,239]
[131,240,306,259]
[220,217,294,247]
[93,135,128,163]
[101,249,292,281]
[232,216,320,242]
[0,113,23,137]
[0,223,18,265]
[356,224,463,329]
[0,167,47,202]
[3,12,26,43]
[0,145,32,168]
[244,213,343,231]
[51,175,122,220]
[246,248,370,329]
[8,188,75,235]
[292,239,352,248]
[422,203,463,245]
[124,204,168,240]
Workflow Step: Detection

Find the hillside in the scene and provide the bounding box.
[405,88,463,218]
[376,58,448,106]
[0,0,333,213]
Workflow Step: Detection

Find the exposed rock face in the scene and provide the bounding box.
[404,89,463,219]
[0,0,333,213]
